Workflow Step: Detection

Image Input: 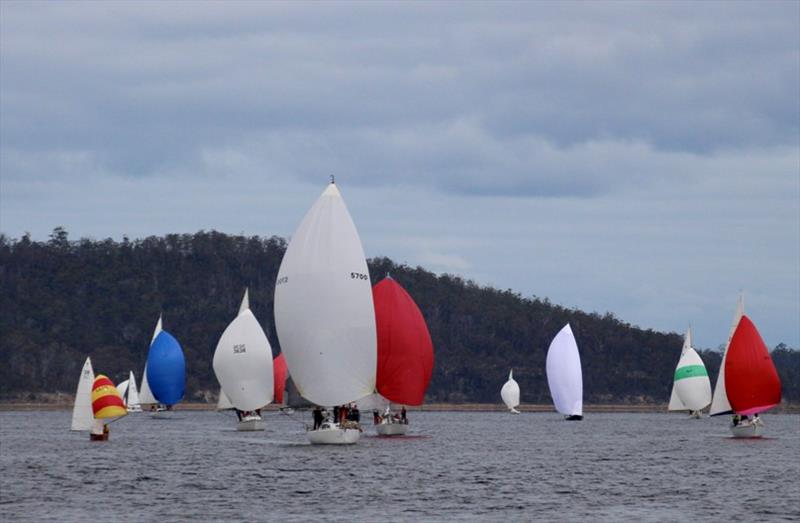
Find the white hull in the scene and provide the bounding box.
[375,422,409,436]
[237,416,266,431]
[509,408,520,414]
[730,419,764,438]
[127,405,142,413]
[308,425,360,445]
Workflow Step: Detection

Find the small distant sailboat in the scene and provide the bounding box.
[546,324,583,421]
[140,315,186,418]
[500,370,520,414]
[89,374,128,441]
[371,276,434,436]
[710,297,781,437]
[116,371,142,412]
[667,328,711,418]
[212,289,274,431]
[71,357,95,431]
[274,179,377,445]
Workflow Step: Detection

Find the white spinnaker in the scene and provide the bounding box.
[500,370,520,410]
[546,324,584,417]
[709,295,744,416]
[668,327,692,411]
[674,347,712,411]
[71,357,95,431]
[138,315,163,405]
[117,380,130,405]
[127,371,140,408]
[217,388,234,410]
[213,290,274,411]
[274,183,377,407]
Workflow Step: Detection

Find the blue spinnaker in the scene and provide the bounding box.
[146,331,185,405]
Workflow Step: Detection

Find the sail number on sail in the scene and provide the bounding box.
[351,272,368,280]
[233,344,247,354]
[277,276,289,285]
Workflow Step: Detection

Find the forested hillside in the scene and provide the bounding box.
[1,229,797,404]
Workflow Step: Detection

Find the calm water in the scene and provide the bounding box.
[1,411,798,522]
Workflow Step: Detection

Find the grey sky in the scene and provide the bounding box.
[1,1,798,347]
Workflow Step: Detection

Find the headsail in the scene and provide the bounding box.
[725,315,781,415]
[273,353,288,405]
[91,375,127,420]
[546,324,583,417]
[274,182,377,406]
[126,371,140,409]
[373,277,434,406]
[71,357,95,431]
[500,370,520,411]
[668,327,712,412]
[212,289,274,411]
[138,315,163,405]
[146,330,186,406]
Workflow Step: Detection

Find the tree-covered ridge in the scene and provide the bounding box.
[1,229,797,404]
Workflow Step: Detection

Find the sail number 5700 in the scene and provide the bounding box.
[351,272,368,280]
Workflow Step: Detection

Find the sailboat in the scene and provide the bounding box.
[141,315,186,418]
[371,276,434,435]
[89,374,128,441]
[116,371,142,412]
[500,370,520,414]
[71,356,95,431]
[212,289,274,431]
[274,179,377,445]
[546,324,583,420]
[710,299,781,437]
[667,328,711,418]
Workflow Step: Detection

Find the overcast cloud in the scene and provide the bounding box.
[1,1,798,347]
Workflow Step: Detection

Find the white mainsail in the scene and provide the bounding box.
[274,182,377,407]
[212,289,274,411]
[126,370,141,409]
[117,379,130,404]
[668,328,712,412]
[709,295,744,416]
[70,357,95,431]
[217,388,234,410]
[500,370,520,412]
[546,324,583,417]
[138,315,162,405]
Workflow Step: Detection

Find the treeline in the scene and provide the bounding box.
[1,228,797,404]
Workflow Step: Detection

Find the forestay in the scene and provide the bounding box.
[274,182,377,407]
[213,289,274,411]
[546,324,583,417]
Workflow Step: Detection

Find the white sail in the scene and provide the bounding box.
[217,388,234,410]
[546,324,583,417]
[669,327,712,411]
[709,295,744,416]
[500,369,520,410]
[356,392,390,411]
[127,371,141,409]
[274,182,377,407]
[138,315,163,405]
[116,380,130,404]
[213,289,275,411]
[70,357,95,431]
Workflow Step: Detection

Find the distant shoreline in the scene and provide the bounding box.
[1,401,798,413]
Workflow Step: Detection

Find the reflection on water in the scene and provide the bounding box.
[1,411,798,522]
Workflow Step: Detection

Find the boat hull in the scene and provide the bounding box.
[565,414,583,421]
[237,417,266,431]
[509,408,520,414]
[730,420,764,438]
[375,422,408,436]
[308,426,360,445]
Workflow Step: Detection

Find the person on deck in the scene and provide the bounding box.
[373,410,381,425]
[400,406,407,424]
[312,407,323,430]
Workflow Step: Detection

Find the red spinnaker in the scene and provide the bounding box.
[725,315,782,415]
[373,277,434,406]
[273,353,288,404]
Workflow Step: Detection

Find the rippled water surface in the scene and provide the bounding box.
[1,411,798,522]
